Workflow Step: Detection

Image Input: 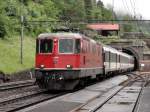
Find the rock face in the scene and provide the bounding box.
[0,69,35,84]
[9,69,35,82]
[0,71,10,83]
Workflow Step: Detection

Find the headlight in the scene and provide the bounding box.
[59,76,64,80]
[40,65,45,68]
[66,65,72,69]
[66,65,71,68]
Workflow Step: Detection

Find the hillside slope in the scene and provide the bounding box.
[0,37,35,74]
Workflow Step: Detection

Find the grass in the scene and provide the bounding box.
[0,37,36,74]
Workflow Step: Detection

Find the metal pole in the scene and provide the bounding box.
[21,16,24,64]
[100,0,103,21]
[112,0,115,24]
[20,0,24,64]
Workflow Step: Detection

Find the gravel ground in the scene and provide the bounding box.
[0,85,39,99]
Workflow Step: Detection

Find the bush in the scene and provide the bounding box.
[0,19,6,39]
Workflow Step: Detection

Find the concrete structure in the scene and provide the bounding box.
[108,39,150,71]
[87,23,120,36]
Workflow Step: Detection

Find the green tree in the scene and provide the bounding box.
[0,1,8,38]
[123,24,133,32]
[52,0,86,21]
[0,16,6,39]
[122,14,134,32]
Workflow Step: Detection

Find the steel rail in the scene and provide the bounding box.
[0,80,35,91]
[132,73,150,112]
[6,92,66,112]
[91,74,139,112]
[71,73,141,112]
[0,89,66,112]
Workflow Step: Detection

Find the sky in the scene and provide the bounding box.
[101,0,150,19]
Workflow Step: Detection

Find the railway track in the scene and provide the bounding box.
[0,80,67,112]
[0,72,148,112]
[0,80,35,91]
[71,72,150,112]
[0,88,65,112]
[0,80,60,112]
[132,73,150,112]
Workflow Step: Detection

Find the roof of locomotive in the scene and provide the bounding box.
[38,32,100,45]
[38,33,82,39]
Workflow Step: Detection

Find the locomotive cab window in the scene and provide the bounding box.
[39,39,53,53]
[59,39,74,53]
[75,39,80,53]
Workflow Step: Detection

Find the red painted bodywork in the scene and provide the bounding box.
[36,54,80,69]
[35,33,135,90]
[35,34,103,70]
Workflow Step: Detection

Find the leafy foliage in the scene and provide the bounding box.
[0,37,35,74]
[0,0,140,73]
[0,16,7,39]
[0,0,117,38]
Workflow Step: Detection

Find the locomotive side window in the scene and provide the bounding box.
[75,39,80,53]
[59,39,74,53]
[40,39,53,53]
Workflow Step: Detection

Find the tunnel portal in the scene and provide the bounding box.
[122,47,140,71]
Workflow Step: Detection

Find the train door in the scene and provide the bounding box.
[109,52,111,72]
[118,55,120,71]
[104,51,110,74]
[116,54,118,71]
[120,55,123,71]
[102,48,105,74]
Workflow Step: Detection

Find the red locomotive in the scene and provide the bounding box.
[35,33,134,90]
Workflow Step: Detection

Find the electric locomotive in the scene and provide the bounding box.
[35,33,134,90]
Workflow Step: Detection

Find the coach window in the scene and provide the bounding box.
[112,53,116,62]
[82,43,85,53]
[40,39,53,53]
[88,43,90,52]
[105,51,109,62]
[97,47,99,56]
[75,39,80,53]
[94,45,96,54]
[59,39,74,53]
[85,42,87,53]
[90,44,92,53]
[92,45,94,53]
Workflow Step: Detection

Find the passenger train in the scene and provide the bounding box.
[35,33,134,90]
